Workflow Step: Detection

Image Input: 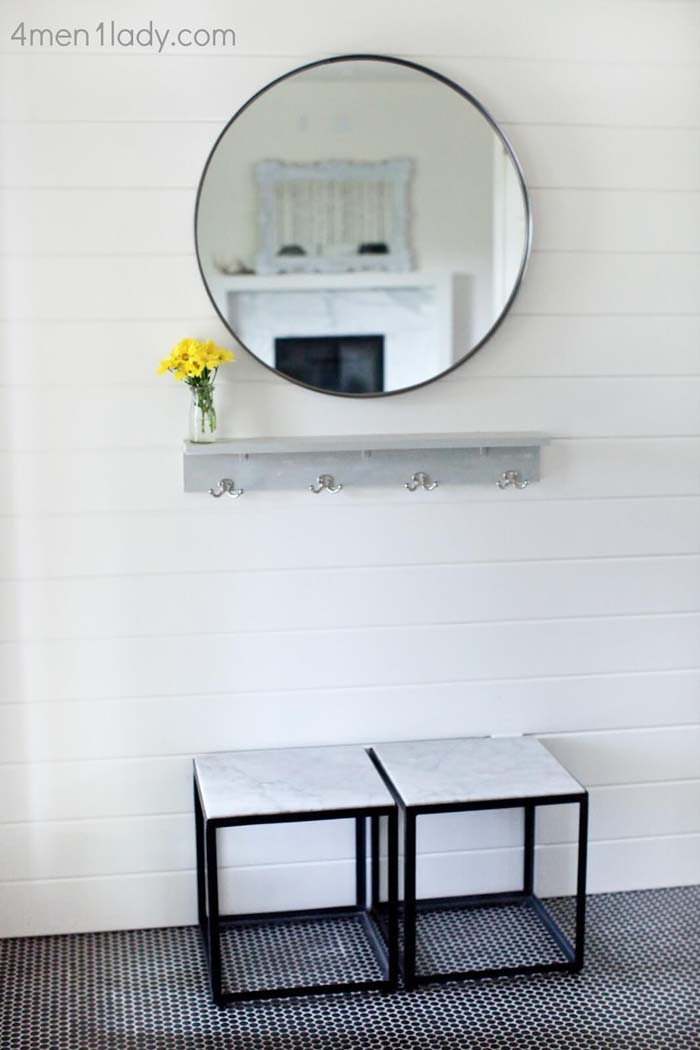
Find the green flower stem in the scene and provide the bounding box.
[187,369,217,435]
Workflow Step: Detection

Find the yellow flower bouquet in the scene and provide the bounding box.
[158,338,234,442]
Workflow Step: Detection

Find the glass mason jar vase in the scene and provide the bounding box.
[188,376,218,443]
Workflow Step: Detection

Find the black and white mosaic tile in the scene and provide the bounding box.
[414,899,571,975]
[1,886,699,1049]
[220,914,384,994]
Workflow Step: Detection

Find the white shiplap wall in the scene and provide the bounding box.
[1,0,699,936]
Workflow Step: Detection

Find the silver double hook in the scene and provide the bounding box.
[209,478,244,499]
[405,471,439,492]
[309,474,343,494]
[497,470,529,490]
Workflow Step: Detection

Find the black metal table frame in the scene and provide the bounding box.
[369,755,588,990]
[194,776,399,1005]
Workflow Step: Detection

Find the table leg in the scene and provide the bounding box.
[575,794,589,971]
[387,808,399,988]
[355,815,367,910]
[194,782,207,937]
[205,823,223,1003]
[523,802,536,895]
[371,814,380,911]
[403,810,417,990]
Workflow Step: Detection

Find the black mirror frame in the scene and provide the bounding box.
[194,53,532,399]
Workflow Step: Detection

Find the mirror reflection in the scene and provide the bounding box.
[196,57,530,396]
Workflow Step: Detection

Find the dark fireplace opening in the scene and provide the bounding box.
[275,335,385,394]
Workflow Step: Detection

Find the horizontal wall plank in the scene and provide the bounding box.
[1,376,700,451]
[2,122,698,191]
[0,815,355,882]
[543,727,700,786]
[1,498,698,579]
[2,781,698,881]
[1,437,700,517]
[0,318,258,386]
[1,614,699,703]
[0,257,211,321]
[2,439,700,516]
[464,315,700,378]
[2,671,699,765]
[5,187,699,258]
[0,188,193,256]
[2,51,699,127]
[0,756,195,823]
[3,253,698,322]
[1,555,699,642]
[0,862,356,937]
[510,124,700,191]
[516,253,700,316]
[2,315,700,389]
[0,122,216,189]
[2,833,698,937]
[0,54,287,124]
[559,780,700,840]
[532,189,700,254]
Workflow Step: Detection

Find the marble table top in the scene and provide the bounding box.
[194,745,394,820]
[371,736,584,808]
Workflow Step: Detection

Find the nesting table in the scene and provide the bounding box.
[370,736,588,990]
[194,735,588,1004]
[193,745,398,1004]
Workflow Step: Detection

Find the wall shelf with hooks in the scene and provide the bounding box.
[183,433,549,498]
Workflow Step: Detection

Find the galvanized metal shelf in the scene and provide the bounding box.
[183,433,549,497]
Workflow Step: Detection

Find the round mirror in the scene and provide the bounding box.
[195,55,531,397]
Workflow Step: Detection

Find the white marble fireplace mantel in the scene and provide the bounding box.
[212,271,457,294]
[214,271,470,391]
